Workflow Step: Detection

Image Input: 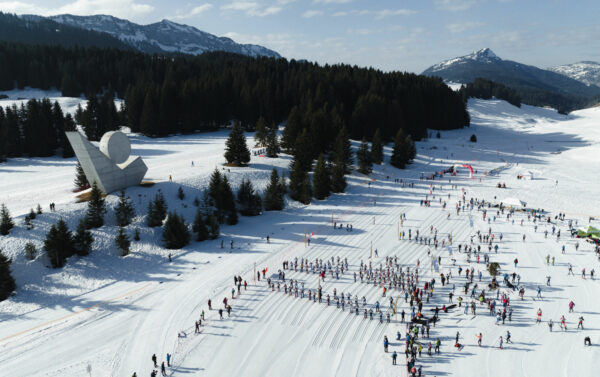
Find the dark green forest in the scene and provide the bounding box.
[0,40,469,160]
[458,78,522,108]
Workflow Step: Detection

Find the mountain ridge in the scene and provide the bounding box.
[422,48,600,112]
[548,61,600,88]
[46,14,280,58]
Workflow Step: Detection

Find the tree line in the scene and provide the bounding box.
[0,98,75,161]
[0,41,469,147]
[458,78,521,108]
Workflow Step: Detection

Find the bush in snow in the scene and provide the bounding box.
[115,227,131,256]
[24,242,37,260]
[177,187,185,200]
[470,134,477,142]
[488,262,500,277]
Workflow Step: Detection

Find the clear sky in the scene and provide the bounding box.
[1,0,599,73]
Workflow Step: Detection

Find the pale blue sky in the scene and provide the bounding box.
[1,0,599,72]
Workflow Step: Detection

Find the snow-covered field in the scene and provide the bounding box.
[1,97,600,377]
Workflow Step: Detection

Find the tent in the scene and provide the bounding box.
[502,197,527,208]
[577,226,600,238]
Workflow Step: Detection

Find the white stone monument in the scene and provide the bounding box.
[66,131,148,194]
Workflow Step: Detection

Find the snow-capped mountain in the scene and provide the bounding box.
[548,61,600,88]
[426,48,500,73]
[422,48,600,112]
[46,14,280,58]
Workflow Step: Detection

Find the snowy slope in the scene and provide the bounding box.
[46,14,281,58]
[1,97,600,377]
[548,61,600,88]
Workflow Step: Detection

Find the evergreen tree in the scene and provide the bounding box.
[0,250,16,301]
[28,208,36,220]
[153,191,168,222]
[115,190,135,227]
[208,168,222,209]
[177,186,185,200]
[264,169,285,211]
[313,154,331,200]
[86,182,106,228]
[206,213,220,239]
[0,204,14,236]
[133,228,140,241]
[224,121,250,166]
[115,227,131,256]
[193,208,209,241]
[220,176,238,225]
[371,128,383,164]
[391,129,407,169]
[237,179,262,216]
[292,128,314,172]
[36,204,43,215]
[73,217,93,256]
[254,116,268,147]
[44,219,74,268]
[74,161,89,190]
[289,161,311,204]
[162,212,191,249]
[331,157,347,193]
[405,135,416,163]
[333,126,353,172]
[265,127,279,158]
[356,138,372,174]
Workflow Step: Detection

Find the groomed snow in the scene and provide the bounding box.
[0,98,599,377]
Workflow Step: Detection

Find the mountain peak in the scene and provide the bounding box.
[470,48,499,61]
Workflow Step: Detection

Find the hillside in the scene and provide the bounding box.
[0,12,131,50]
[549,61,600,88]
[423,48,600,112]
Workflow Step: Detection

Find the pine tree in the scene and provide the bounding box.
[86,182,106,229]
[193,208,209,241]
[264,169,284,211]
[292,128,314,172]
[289,160,311,204]
[0,204,14,236]
[162,212,191,249]
[266,127,279,158]
[0,250,16,301]
[74,162,89,190]
[73,218,94,256]
[237,178,262,216]
[254,116,268,147]
[224,121,250,166]
[36,204,42,215]
[313,154,331,200]
[44,219,74,268]
[115,190,135,227]
[331,156,347,193]
[391,129,407,169]
[28,208,36,220]
[153,191,168,222]
[371,128,383,164]
[133,228,140,241]
[219,176,238,224]
[115,227,131,256]
[356,138,372,174]
[405,135,416,163]
[333,126,353,172]
[208,168,222,209]
[177,186,185,200]
[206,213,220,239]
